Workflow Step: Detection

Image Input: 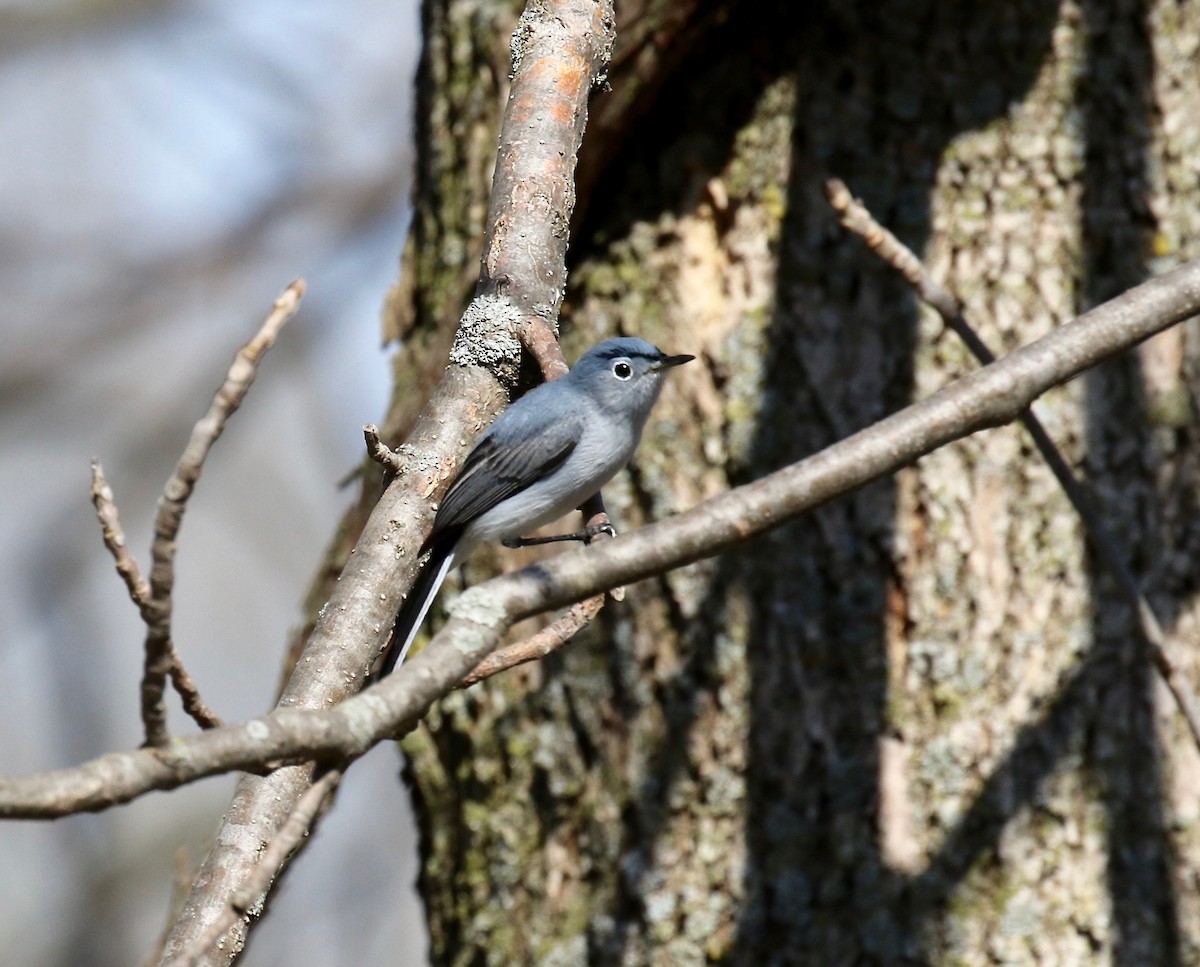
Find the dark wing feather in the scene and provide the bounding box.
[423,424,578,550]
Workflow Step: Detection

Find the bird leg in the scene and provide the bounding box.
[502,521,617,548]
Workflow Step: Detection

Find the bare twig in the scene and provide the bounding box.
[459,596,606,687]
[826,177,1200,750]
[164,767,343,967]
[91,459,224,732]
[91,463,223,734]
[91,461,152,610]
[477,490,625,684]
[168,663,223,732]
[140,280,304,747]
[7,256,1200,823]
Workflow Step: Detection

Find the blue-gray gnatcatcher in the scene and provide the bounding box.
[377,336,693,677]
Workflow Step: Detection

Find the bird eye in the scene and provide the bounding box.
[612,360,633,380]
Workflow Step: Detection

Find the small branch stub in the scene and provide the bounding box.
[363,424,404,474]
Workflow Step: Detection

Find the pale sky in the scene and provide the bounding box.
[0,2,427,963]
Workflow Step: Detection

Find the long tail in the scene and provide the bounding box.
[375,535,458,679]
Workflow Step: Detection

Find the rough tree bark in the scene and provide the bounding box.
[384,0,1200,964]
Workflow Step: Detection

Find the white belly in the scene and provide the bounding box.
[460,424,635,552]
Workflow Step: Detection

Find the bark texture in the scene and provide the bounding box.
[385,0,1200,963]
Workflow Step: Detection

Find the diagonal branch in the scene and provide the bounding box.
[458,594,607,687]
[155,3,618,963]
[826,177,1200,751]
[91,460,153,610]
[163,767,343,967]
[6,254,1200,823]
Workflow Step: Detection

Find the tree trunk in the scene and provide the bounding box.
[385,0,1200,963]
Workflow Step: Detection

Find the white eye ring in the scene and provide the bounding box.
[612,360,633,380]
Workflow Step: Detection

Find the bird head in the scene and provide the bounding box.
[570,336,694,419]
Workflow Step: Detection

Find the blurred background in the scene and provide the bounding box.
[0,0,427,963]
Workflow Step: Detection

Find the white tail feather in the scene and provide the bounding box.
[377,541,458,677]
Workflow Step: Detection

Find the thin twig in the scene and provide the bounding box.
[8,256,1200,821]
[462,482,624,685]
[461,431,623,684]
[168,664,223,732]
[140,280,304,747]
[460,596,606,687]
[91,461,152,610]
[164,767,342,967]
[92,461,224,731]
[826,177,1200,750]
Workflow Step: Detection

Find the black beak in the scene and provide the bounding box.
[653,353,695,371]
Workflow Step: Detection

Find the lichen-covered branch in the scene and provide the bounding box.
[481,0,614,356]
[6,255,1199,824]
[155,3,618,963]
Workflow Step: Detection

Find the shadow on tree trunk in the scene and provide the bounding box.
[398,0,1200,961]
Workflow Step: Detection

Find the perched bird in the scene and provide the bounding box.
[376,336,693,677]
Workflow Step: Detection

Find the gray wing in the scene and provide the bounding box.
[424,401,581,548]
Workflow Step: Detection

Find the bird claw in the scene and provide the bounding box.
[583,521,617,542]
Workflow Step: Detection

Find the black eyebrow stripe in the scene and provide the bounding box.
[595,346,662,361]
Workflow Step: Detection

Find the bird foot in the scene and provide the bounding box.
[502,521,617,548]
